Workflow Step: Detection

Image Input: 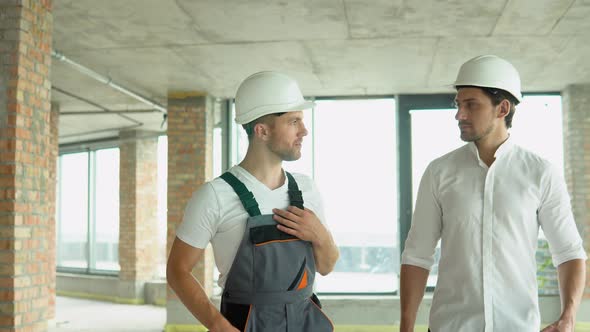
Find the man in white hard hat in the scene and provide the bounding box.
[167,71,338,331]
[399,55,587,332]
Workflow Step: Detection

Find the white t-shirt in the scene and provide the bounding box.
[176,165,327,288]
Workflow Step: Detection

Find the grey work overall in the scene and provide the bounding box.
[219,172,334,332]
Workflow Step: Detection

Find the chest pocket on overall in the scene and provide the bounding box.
[219,171,334,332]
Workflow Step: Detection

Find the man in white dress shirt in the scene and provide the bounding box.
[400,55,587,332]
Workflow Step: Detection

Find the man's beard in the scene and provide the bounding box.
[460,122,494,142]
[268,141,301,161]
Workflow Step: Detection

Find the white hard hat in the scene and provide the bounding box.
[234,71,314,125]
[453,55,522,102]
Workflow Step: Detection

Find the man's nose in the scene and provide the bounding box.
[301,124,308,137]
[455,107,467,121]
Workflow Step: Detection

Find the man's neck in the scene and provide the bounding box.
[239,149,285,190]
[474,130,510,167]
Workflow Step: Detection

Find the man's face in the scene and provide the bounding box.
[454,88,501,142]
[266,111,308,161]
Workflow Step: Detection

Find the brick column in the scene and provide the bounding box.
[562,84,590,298]
[118,130,159,303]
[0,0,54,330]
[166,93,215,327]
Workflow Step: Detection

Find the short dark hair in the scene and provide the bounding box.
[457,86,520,129]
[242,112,286,139]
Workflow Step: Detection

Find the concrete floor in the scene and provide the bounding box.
[48,296,166,332]
[46,296,590,332]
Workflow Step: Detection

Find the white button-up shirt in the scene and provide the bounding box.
[401,138,587,332]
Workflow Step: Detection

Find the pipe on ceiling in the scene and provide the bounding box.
[52,86,143,126]
[59,124,144,139]
[52,49,167,114]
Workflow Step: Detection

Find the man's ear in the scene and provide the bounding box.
[254,122,270,140]
[497,99,510,119]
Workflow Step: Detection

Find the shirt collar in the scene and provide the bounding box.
[494,135,514,158]
[467,135,514,162]
[468,141,479,158]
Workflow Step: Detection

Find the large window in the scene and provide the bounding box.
[57,148,120,273]
[313,99,398,293]
[410,94,563,287]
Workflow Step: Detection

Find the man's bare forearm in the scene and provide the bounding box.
[167,266,229,330]
[400,264,430,332]
[557,259,586,320]
[166,238,236,332]
[312,228,339,276]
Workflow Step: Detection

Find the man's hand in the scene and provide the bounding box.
[541,315,575,332]
[273,206,339,275]
[272,206,327,245]
[209,319,240,332]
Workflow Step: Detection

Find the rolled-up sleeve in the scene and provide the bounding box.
[538,164,587,267]
[401,163,443,270]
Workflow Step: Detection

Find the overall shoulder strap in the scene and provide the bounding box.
[220,172,261,217]
[285,172,304,209]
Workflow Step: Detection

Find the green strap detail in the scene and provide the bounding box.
[220,171,305,216]
[220,172,261,217]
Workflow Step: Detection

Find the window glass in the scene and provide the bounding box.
[94,148,120,271]
[57,152,89,269]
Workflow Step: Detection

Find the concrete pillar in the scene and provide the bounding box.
[562,84,590,298]
[118,130,159,303]
[166,93,215,328]
[0,0,54,330]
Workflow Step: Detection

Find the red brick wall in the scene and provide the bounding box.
[0,0,54,330]
[118,131,159,282]
[166,93,214,303]
[562,84,590,298]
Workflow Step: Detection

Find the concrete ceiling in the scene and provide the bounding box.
[51,0,590,145]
